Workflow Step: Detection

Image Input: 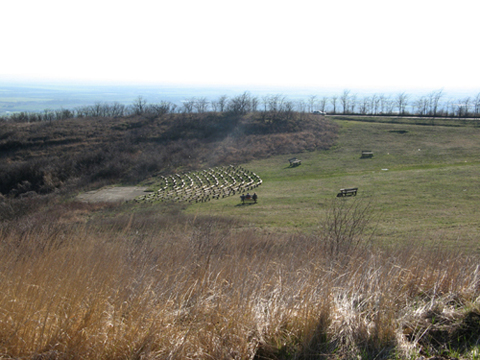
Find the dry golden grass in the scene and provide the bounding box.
[1,200,479,359]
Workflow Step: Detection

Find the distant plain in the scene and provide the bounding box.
[2,80,478,115]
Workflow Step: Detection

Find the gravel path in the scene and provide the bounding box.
[77,186,148,203]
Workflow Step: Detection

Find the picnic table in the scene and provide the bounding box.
[361,151,373,158]
[288,157,301,167]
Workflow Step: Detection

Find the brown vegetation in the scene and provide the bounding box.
[0,199,479,359]
[0,112,337,198]
[2,109,479,359]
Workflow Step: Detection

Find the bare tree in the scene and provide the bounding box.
[111,102,126,117]
[132,96,147,116]
[194,97,209,113]
[340,89,350,114]
[217,95,228,112]
[429,89,444,117]
[444,98,455,117]
[371,94,380,115]
[149,101,175,116]
[330,95,338,114]
[308,95,317,113]
[455,100,465,117]
[75,106,88,118]
[359,97,370,115]
[385,99,395,115]
[54,108,74,120]
[210,100,219,113]
[296,100,307,113]
[283,101,295,118]
[227,91,251,115]
[474,92,480,116]
[322,198,374,259]
[320,97,328,113]
[410,97,419,115]
[463,97,471,117]
[378,94,387,114]
[349,94,357,114]
[261,95,270,113]
[395,92,409,115]
[415,96,428,116]
[43,109,55,122]
[182,98,195,113]
[250,96,259,112]
[268,94,285,113]
[91,102,103,117]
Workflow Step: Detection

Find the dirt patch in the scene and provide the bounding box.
[77,186,148,203]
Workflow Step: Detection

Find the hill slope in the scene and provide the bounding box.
[0,112,337,197]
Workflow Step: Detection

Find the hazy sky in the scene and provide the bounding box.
[1,0,478,91]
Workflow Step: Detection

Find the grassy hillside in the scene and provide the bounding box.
[185,119,480,252]
[1,114,480,359]
[0,111,336,198]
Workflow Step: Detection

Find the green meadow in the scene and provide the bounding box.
[186,119,480,251]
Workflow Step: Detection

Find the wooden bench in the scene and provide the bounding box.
[240,194,257,204]
[361,151,373,158]
[288,157,301,167]
[336,187,358,197]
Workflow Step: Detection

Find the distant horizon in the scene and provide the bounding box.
[2,75,479,97]
[1,77,479,117]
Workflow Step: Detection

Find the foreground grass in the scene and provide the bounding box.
[1,200,479,359]
[185,120,480,252]
[2,117,480,359]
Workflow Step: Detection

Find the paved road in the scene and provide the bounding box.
[329,114,480,120]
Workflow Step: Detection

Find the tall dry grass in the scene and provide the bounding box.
[0,200,479,359]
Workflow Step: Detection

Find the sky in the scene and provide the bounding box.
[1,0,479,92]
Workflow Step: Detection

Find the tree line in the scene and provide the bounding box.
[2,89,480,123]
[306,89,480,117]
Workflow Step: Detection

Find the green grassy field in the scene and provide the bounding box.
[185,119,480,252]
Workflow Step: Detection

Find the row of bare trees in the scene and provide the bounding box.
[2,90,480,123]
[181,92,296,116]
[313,89,480,117]
[180,90,480,118]
[1,92,298,122]
[0,98,179,123]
